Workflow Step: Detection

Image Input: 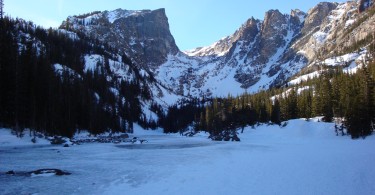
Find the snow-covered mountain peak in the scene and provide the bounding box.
[183,35,233,57]
[184,17,261,58]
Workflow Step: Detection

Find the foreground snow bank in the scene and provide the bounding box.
[1,119,375,195]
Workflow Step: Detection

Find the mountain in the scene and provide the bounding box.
[60,0,374,99]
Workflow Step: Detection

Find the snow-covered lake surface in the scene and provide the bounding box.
[1,119,375,195]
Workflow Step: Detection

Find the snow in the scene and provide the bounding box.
[184,36,232,57]
[271,86,311,101]
[297,14,306,24]
[248,29,297,93]
[107,10,121,23]
[84,54,134,81]
[345,19,355,28]
[328,3,347,21]
[84,54,102,72]
[2,119,375,195]
[129,37,137,46]
[109,87,119,96]
[157,53,244,99]
[313,31,328,44]
[175,20,303,98]
[323,52,360,66]
[58,29,80,41]
[163,15,308,99]
[107,9,148,23]
[30,172,56,178]
[153,84,183,106]
[203,64,245,97]
[142,104,158,122]
[311,2,357,46]
[0,129,50,147]
[289,71,321,85]
[53,63,81,79]
[343,51,369,74]
[289,50,369,85]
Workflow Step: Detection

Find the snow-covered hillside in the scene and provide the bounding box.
[2,119,375,195]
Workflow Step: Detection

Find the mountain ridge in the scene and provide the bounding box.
[59,0,374,99]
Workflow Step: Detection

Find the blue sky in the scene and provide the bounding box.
[5,0,347,50]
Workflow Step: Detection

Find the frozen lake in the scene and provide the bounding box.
[1,119,375,195]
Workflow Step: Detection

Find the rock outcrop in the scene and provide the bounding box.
[61,8,179,71]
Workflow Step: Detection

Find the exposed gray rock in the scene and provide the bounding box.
[61,8,179,71]
[302,2,338,35]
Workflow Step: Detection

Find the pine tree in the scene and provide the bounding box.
[369,61,375,131]
[280,95,289,121]
[0,0,4,19]
[271,98,281,125]
[320,73,333,122]
[331,68,344,118]
[297,89,313,119]
[288,88,298,119]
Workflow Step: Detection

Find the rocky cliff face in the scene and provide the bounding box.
[294,0,374,63]
[61,8,179,71]
[228,9,304,88]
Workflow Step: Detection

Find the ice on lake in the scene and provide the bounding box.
[1,119,375,195]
